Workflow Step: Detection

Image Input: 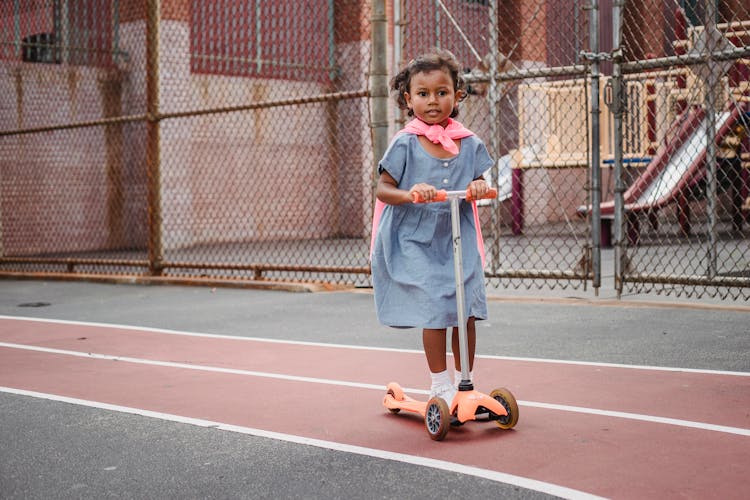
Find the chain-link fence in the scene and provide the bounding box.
[1,0,374,286]
[1,1,749,300]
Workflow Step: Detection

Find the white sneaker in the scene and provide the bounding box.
[430,383,457,404]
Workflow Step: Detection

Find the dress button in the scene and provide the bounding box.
[442,178,449,184]
[442,162,449,168]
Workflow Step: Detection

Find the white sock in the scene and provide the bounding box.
[430,369,451,389]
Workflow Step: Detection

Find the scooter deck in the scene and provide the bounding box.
[383,391,428,417]
[383,383,509,424]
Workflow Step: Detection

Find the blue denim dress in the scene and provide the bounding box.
[371,133,494,328]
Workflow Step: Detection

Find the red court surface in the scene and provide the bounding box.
[1,315,749,499]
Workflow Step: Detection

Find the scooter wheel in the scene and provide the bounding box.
[424,397,450,441]
[490,387,519,429]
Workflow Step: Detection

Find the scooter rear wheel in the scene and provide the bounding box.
[490,387,519,429]
[425,397,450,441]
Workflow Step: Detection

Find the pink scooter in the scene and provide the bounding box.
[382,188,519,440]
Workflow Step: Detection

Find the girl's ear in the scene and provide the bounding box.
[455,89,466,101]
[404,91,413,109]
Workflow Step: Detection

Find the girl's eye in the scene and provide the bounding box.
[417,91,428,97]
[438,90,448,96]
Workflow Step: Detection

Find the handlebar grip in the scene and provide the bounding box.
[466,188,498,201]
[411,190,448,203]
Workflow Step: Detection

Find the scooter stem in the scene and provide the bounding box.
[450,196,473,391]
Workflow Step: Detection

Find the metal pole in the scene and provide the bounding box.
[588,0,602,294]
[146,0,163,275]
[393,0,405,131]
[611,0,625,297]
[370,0,389,184]
[488,0,501,272]
[704,0,719,278]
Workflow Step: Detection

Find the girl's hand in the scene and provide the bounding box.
[467,179,489,200]
[409,183,438,203]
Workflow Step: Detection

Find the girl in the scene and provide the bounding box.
[371,49,493,404]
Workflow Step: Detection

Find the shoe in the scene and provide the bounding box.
[430,382,457,404]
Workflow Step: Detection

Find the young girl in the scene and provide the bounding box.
[371,49,493,403]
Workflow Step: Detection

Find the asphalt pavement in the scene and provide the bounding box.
[1,278,748,499]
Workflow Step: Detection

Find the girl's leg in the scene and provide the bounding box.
[422,328,448,372]
[424,328,456,401]
[451,317,476,373]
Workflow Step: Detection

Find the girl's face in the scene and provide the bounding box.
[404,68,461,127]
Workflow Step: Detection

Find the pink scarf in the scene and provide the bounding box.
[371,119,487,266]
[401,118,474,155]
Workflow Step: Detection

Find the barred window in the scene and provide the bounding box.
[0,0,120,66]
[190,0,334,83]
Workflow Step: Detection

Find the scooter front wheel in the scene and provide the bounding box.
[490,387,519,429]
[425,397,450,441]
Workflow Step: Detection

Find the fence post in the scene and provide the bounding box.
[146,0,164,276]
[488,0,501,271]
[370,0,389,187]
[587,0,602,293]
[612,0,625,297]
[703,0,719,278]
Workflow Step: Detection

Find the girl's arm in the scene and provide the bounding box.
[376,171,439,204]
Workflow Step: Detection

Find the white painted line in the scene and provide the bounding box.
[522,401,750,437]
[0,341,385,391]
[0,386,606,500]
[2,315,749,377]
[2,341,749,437]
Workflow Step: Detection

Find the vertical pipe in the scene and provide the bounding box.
[612,0,625,297]
[328,0,336,81]
[112,0,120,64]
[393,0,402,81]
[255,0,262,73]
[488,0,501,271]
[60,0,69,64]
[146,0,163,275]
[589,0,602,293]
[13,0,20,58]
[393,0,406,131]
[674,8,688,115]
[370,0,389,184]
[434,0,441,49]
[704,0,719,277]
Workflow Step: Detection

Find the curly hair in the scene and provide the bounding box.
[390,48,467,118]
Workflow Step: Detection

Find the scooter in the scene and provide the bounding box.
[382,188,519,441]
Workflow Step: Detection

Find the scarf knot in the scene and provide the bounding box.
[401,118,474,155]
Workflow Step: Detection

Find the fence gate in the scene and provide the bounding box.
[609,0,750,300]
[395,0,750,300]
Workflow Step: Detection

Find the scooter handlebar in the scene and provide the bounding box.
[411,188,497,203]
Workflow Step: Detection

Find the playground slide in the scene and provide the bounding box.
[594,103,746,215]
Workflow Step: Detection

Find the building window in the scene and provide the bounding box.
[0,0,122,66]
